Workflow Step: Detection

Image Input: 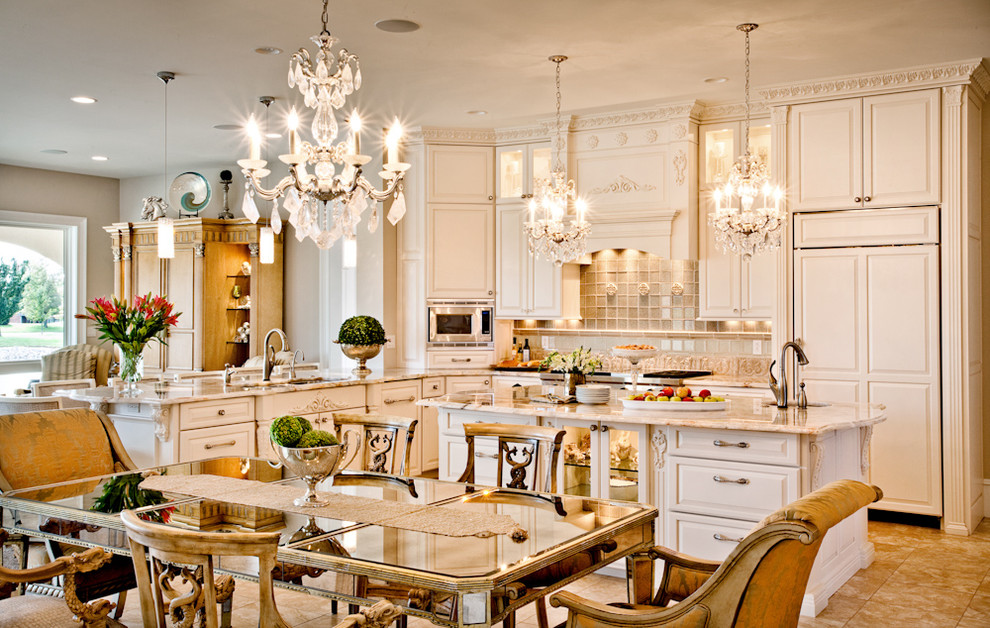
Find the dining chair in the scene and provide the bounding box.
[0,395,63,413]
[549,480,884,628]
[0,530,122,628]
[31,377,96,409]
[122,510,403,628]
[0,407,140,618]
[456,423,579,628]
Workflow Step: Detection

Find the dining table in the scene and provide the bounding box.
[0,456,657,627]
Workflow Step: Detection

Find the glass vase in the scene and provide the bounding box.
[117,346,145,396]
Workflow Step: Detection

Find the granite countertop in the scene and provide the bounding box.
[63,367,496,405]
[419,391,885,435]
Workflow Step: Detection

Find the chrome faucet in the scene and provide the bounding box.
[769,341,809,408]
[263,328,289,381]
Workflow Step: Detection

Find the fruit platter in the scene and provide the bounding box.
[621,386,727,412]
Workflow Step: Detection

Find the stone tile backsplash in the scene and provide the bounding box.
[511,249,772,376]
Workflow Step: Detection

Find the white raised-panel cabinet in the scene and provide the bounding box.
[427,204,494,299]
[427,145,494,204]
[495,205,580,319]
[496,143,551,204]
[379,380,424,475]
[788,89,939,211]
[699,121,771,191]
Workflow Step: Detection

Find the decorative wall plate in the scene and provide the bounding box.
[169,172,211,215]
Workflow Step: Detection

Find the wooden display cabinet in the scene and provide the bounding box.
[105,218,283,373]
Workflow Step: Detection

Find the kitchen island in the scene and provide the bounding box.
[420,391,885,617]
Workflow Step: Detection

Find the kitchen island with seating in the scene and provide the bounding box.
[420,391,885,617]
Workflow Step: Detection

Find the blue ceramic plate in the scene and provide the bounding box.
[169,172,211,215]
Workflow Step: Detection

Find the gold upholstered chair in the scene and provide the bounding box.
[41,344,114,386]
[122,510,403,628]
[0,407,140,618]
[0,531,122,628]
[549,480,883,628]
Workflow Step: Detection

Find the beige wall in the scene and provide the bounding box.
[983,101,990,480]
[0,164,119,312]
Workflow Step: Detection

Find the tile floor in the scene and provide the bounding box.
[90,517,990,627]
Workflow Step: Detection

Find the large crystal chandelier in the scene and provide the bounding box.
[523,55,590,267]
[709,24,785,260]
[237,0,409,249]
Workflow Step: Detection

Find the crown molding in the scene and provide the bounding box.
[697,101,770,123]
[759,58,989,104]
[494,123,549,143]
[409,126,496,145]
[570,101,703,131]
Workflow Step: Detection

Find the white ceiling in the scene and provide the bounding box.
[1,0,988,179]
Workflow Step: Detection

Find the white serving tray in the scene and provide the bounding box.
[621,398,727,412]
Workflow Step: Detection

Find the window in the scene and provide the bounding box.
[0,210,85,393]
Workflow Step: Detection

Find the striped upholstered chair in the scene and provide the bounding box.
[41,344,115,386]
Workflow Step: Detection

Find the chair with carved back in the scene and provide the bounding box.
[549,480,884,628]
[0,395,63,413]
[122,510,403,628]
[32,377,96,409]
[0,407,139,618]
[0,530,123,628]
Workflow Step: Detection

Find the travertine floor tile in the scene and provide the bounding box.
[869,579,974,617]
[844,599,965,627]
[815,593,866,624]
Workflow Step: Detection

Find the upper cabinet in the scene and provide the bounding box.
[426,144,495,300]
[788,89,939,211]
[699,121,771,190]
[496,143,551,204]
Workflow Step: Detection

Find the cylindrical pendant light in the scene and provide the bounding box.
[156,71,176,259]
[260,227,275,264]
[157,216,175,258]
[342,235,357,268]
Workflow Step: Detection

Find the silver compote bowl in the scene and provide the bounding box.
[272,440,349,507]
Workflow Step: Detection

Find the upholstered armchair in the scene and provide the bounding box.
[41,344,114,386]
[550,480,883,628]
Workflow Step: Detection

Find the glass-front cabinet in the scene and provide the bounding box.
[496,143,551,203]
[543,417,649,504]
[700,121,771,190]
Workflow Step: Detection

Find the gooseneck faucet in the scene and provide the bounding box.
[769,341,809,408]
[263,328,289,381]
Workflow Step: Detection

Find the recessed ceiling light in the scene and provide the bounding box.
[467,110,488,116]
[704,77,729,84]
[374,19,420,33]
[91,155,108,161]
[41,149,68,154]
[265,132,282,139]
[213,124,242,131]
[71,96,97,104]
[255,46,282,55]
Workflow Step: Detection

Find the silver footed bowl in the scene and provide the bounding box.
[337,343,382,376]
[272,440,349,507]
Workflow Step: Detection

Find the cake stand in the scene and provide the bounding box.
[611,347,658,392]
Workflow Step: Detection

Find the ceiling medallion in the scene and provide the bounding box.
[523,55,591,267]
[709,24,785,260]
[237,0,409,250]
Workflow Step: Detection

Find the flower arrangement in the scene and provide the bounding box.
[541,346,602,374]
[90,473,174,523]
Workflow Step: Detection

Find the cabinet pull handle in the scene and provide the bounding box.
[488,290,493,296]
[864,196,872,202]
[713,475,750,485]
[384,396,416,405]
[713,533,744,543]
[854,196,862,203]
[217,409,225,416]
[451,358,471,363]
[204,440,236,450]
[601,425,609,432]
[488,195,494,201]
[713,439,749,448]
[432,384,440,390]
[476,452,499,459]
[483,379,490,386]
[589,424,598,432]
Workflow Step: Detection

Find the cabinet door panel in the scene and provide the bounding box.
[863,90,939,207]
[428,205,494,299]
[428,146,494,203]
[699,201,740,319]
[495,206,527,317]
[741,251,776,320]
[795,251,860,375]
[528,254,562,317]
[496,147,525,201]
[789,100,862,210]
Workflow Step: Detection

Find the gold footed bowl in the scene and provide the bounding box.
[272,440,349,507]
[338,343,383,376]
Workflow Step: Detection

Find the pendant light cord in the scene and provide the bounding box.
[743,27,751,158]
[163,79,168,208]
[321,0,330,35]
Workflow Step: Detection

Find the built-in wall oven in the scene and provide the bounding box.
[427,300,493,347]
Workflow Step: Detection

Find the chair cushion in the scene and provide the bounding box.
[0,595,84,628]
[41,350,97,382]
[0,408,115,491]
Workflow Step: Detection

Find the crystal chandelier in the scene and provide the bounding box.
[709,24,785,260]
[523,55,590,267]
[237,0,409,250]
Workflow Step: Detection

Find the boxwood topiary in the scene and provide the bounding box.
[294,415,313,436]
[296,429,339,448]
[337,315,386,346]
[270,415,304,447]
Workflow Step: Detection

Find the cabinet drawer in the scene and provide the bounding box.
[794,206,938,248]
[180,397,255,430]
[668,457,799,521]
[427,351,494,370]
[440,409,533,435]
[445,375,493,394]
[669,428,799,466]
[259,386,366,418]
[666,511,757,562]
[422,377,445,398]
[179,423,255,463]
[380,381,421,416]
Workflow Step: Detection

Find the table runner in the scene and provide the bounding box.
[141,475,528,541]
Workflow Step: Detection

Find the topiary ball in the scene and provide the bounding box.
[296,429,339,448]
[294,415,313,436]
[337,315,386,346]
[270,415,304,447]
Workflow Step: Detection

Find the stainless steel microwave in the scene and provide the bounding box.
[427,300,494,347]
